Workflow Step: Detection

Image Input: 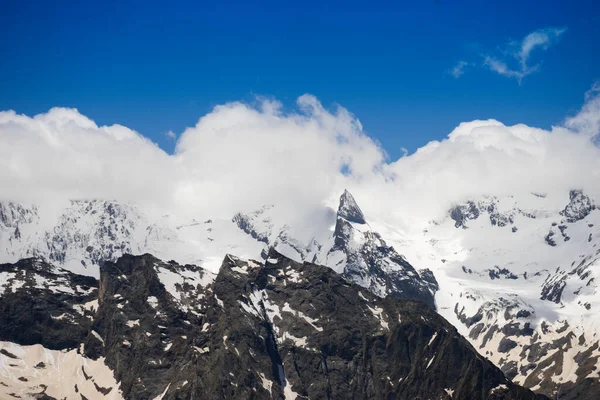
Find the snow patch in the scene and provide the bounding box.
[0,341,122,399]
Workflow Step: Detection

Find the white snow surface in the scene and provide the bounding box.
[0,200,265,277]
[370,192,600,388]
[0,341,122,399]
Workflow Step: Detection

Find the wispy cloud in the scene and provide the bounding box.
[166,130,177,140]
[485,27,566,82]
[585,80,600,101]
[449,60,469,78]
[453,27,567,83]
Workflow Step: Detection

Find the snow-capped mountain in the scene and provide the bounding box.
[232,190,437,307]
[0,199,265,277]
[227,189,600,398]
[385,190,600,398]
[0,189,599,398]
[0,252,544,399]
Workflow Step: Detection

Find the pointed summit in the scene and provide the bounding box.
[337,190,366,224]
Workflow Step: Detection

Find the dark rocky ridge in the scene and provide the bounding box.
[0,252,548,399]
[0,258,97,349]
[449,197,525,230]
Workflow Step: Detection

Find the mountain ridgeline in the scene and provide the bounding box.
[0,250,545,399]
[0,189,599,399]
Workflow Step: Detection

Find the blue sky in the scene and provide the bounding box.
[1,0,599,160]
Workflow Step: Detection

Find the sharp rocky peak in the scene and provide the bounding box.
[324,192,437,307]
[337,189,366,224]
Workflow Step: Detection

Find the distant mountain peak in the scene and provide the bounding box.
[337,189,366,224]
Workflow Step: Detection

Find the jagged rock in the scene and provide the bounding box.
[544,231,557,247]
[2,187,599,399]
[540,275,567,303]
[449,197,518,229]
[44,200,138,267]
[322,192,436,307]
[450,201,480,228]
[419,268,439,294]
[0,202,38,229]
[337,189,366,224]
[0,258,97,349]
[232,207,272,244]
[0,252,548,399]
[231,191,438,308]
[488,266,518,280]
[498,337,518,353]
[560,190,596,223]
[487,202,515,227]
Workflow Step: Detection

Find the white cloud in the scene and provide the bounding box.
[455,27,566,82]
[0,96,384,221]
[563,81,600,140]
[1,84,599,231]
[166,130,176,140]
[482,56,533,80]
[519,28,566,66]
[171,94,385,217]
[0,108,175,208]
[449,61,469,78]
[485,27,566,82]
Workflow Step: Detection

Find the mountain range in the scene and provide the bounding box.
[0,188,598,399]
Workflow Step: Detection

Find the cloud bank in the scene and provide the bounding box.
[1,84,600,228]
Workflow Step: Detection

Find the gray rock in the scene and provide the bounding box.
[0,252,547,400]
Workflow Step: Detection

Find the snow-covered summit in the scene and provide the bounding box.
[231,190,437,306]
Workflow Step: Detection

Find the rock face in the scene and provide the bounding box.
[338,189,367,224]
[560,190,596,223]
[0,252,546,400]
[0,258,97,349]
[450,201,481,229]
[0,258,121,400]
[449,197,524,230]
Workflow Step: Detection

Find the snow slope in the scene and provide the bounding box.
[375,190,600,396]
[0,200,264,277]
[0,341,122,399]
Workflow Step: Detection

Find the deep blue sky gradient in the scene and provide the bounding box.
[1,0,599,159]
